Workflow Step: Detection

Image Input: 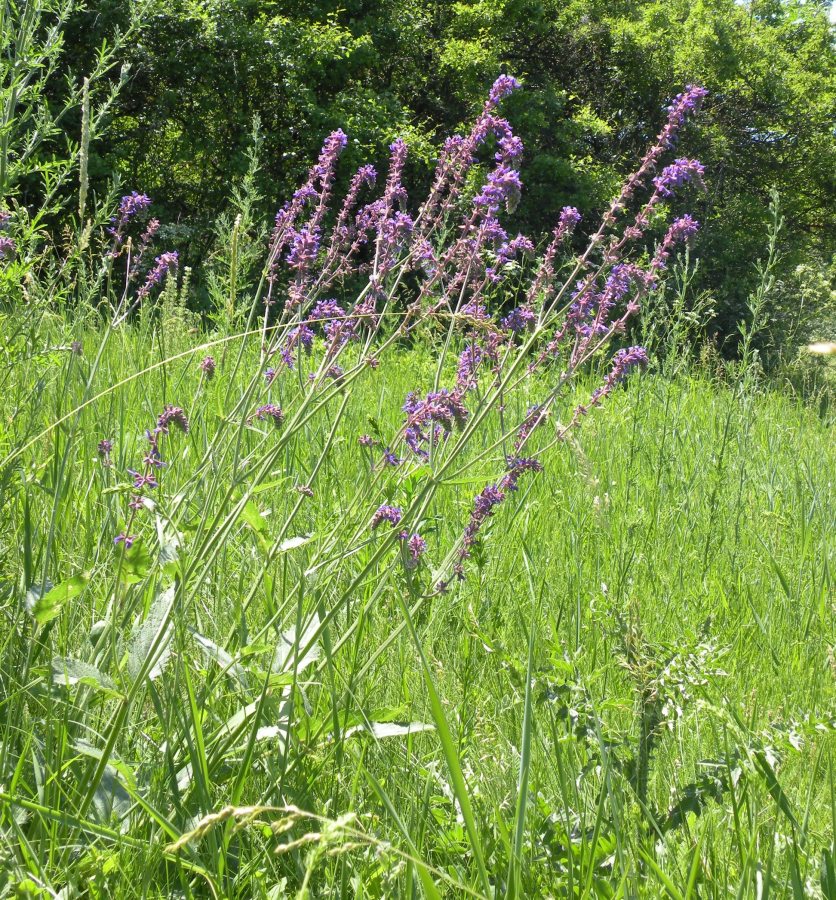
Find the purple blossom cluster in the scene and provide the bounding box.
[0,209,14,260]
[97,439,113,466]
[576,346,650,417]
[109,192,151,254]
[402,389,469,458]
[137,251,178,300]
[250,404,285,427]
[370,505,403,529]
[114,405,188,550]
[451,455,543,579]
[652,215,700,270]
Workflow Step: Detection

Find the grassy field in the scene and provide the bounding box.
[0,312,833,898]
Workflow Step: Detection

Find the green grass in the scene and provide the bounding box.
[1,313,834,898]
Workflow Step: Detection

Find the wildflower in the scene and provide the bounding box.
[157,405,189,434]
[128,469,158,491]
[199,355,216,378]
[382,447,401,467]
[456,344,484,392]
[652,215,700,270]
[370,505,403,529]
[0,236,15,259]
[405,533,427,568]
[358,434,376,447]
[488,74,521,106]
[97,439,113,466]
[114,533,137,549]
[500,456,544,492]
[295,484,315,497]
[129,218,161,279]
[265,367,277,385]
[279,324,314,369]
[514,405,545,451]
[0,209,11,228]
[251,404,284,426]
[501,306,536,334]
[128,495,145,511]
[576,346,649,416]
[286,225,320,271]
[365,356,380,368]
[113,192,151,225]
[455,484,507,577]
[109,192,151,250]
[652,158,705,198]
[137,251,178,299]
[402,388,469,458]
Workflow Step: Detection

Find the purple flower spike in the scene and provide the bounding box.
[405,533,427,568]
[250,404,284,427]
[157,405,189,434]
[501,306,536,333]
[488,74,521,106]
[97,439,113,465]
[137,251,178,299]
[652,215,700,270]
[0,236,16,259]
[128,469,158,491]
[200,355,216,378]
[371,505,403,530]
[382,447,401,467]
[653,158,705,198]
[114,533,137,549]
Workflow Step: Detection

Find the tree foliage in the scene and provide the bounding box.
[59,0,836,339]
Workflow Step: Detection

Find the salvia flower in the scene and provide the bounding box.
[514,405,546,452]
[128,469,158,491]
[109,192,151,250]
[500,456,544,492]
[456,344,484,392]
[358,434,376,447]
[577,346,649,416]
[383,447,401,467]
[0,236,15,259]
[137,251,178,299]
[653,158,705,198]
[265,367,277,385]
[97,439,113,466]
[402,389,469,458]
[652,215,700,270]
[199,355,216,378]
[405,533,427,568]
[370,505,403,530]
[501,306,536,333]
[114,533,136,549]
[250,404,284,427]
[157,405,189,434]
[455,483,507,577]
[488,74,521,106]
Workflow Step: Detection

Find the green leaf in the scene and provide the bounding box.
[240,499,268,534]
[120,541,153,584]
[32,573,89,625]
[52,657,121,697]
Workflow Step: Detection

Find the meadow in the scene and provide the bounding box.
[0,64,834,899]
